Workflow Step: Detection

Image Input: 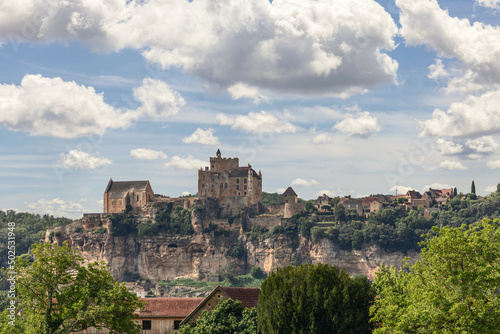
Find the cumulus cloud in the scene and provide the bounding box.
[0,0,399,96]
[164,155,206,170]
[436,138,463,155]
[465,136,497,154]
[26,198,86,219]
[476,0,500,9]
[397,0,500,92]
[130,148,167,160]
[133,78,185,119]
[485,185,498,193]
[228,83,268,104]
[487,160,500,169]
[420,91,500,138]
[311,132,336,144]
[389,185,413,194]
[291,178,319,187]
[428,59,449,80]
[57,150,112,170]
[334,111,380,137]
[216,111,298,134]
[0,75,184,138]
[439,160,467,170]
[0,74,136,138]
[182,128,219,145]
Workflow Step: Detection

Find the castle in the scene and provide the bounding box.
[198,149,262,211]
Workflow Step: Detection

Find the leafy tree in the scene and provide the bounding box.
[178,299,259,334]
[453,187,458,196]
[334,203,347,222]
[250,266,267,279]
[258,263,374,334]
[320,204,332,211]
[3,242,143,334]
[304,201,315,212]
[471,180,476,194]
[261,192,282,206]
[371,219,500,333]
[397,197,408,204]
[228,244,245,259]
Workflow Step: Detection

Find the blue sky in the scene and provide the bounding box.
[1,0,499,218]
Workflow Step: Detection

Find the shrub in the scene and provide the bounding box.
[250,266,267,279]
[228,244,245,259]
[92,227,107,234]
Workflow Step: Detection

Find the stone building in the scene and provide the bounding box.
[282,187,298,204]
[103,179,154,214]
[198,149,262,215]
[181,286,260,326]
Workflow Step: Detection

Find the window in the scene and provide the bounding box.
[174,320,181,330]
[225,183,228,188]
[137,195,139,202]
[244,185,247,190]
[244,192,246,195]
[244,178,247,183]
[211,165,214,169]
[236,179,240,184]
[220,183,223,188]
[142,320,152,330]
[236,185,239,190]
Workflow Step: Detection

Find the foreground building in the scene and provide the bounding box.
[103,179,154,214]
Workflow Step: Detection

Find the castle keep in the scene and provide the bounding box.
[198,149,262,214]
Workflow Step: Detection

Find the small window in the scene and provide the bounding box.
[174,320,181,330]
[137,195,139,201]
[244,192,246,195]
[236,185,240,190]
[244,179,247,183]
[220,183,223,188]
[225,183,228,188]
[212,165,214,169]
[218,294,222,298]
[208,303,211,307]
[244,185,247,190]
[143,320,152,330]
[236,179,240,184]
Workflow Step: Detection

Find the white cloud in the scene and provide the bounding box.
[436,138,463,155]
[228,83,268,104]
[276,188,287,194]
[428,59,449,81]
[216,111,298,134]
[420,91,500,138]
[181,191,194,196]
[133,78,185,119]
[334,111,381,137]
[476,0,500,9]
[487,160,500,169]
[164,155,206,170]
[311,132,335,144]
[397,0,500,92]
[291,178,319,187]
[439,160,467,170]
[182,128,219,145]
[0,74,136,138]
[485,185,498,193]
[0,0,399,96]
[388,185,413,194]
[315,190,336,197]
[57,150,112,170]
[130,148,167,160]
[465,136,497,154]
[26,198,86,219]
[0,75,184,138]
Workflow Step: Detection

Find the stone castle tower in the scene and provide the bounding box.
[198,149,262,209]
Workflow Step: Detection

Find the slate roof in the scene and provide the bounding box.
[230,167,260,178]
[105,180,150,199]
[282,187,297,196]
[136,297,203,318]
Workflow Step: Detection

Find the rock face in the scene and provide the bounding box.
[47,217,417,282]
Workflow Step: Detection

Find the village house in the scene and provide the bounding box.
[314,194,331,210]
[181,286,260,326]
[74,297,203,334]
[282,187,298,204]
[339,196,364,216]
[103,179,154,214]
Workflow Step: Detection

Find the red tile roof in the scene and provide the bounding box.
[137,298,203,318]
[219,287,261,309]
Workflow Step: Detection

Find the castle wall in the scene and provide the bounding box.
[210,156,239,173]
[284,203,305,219]
[265,204,284,215]
[248,216,287,231]
[220,197,248,217]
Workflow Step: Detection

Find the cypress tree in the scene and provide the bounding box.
[453,187,457,196]
[471,181,476,194]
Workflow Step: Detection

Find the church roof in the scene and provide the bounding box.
[136,298,203,318]
[230,167,260,178]
[283,187,297,196]
[105,180,151,199]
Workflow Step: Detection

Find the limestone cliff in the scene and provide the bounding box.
[47,217,417,282]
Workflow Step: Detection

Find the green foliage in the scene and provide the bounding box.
[73,226,83,233]
[247,225,269,241]
[397,197,408,204]
[92,227,107,234]
[202,223,217,234]
[250,266,267,279]
[334,203,347,222]
[270,225,285,235]
[178,299,260,334]
[471,180,476,194]
[0,210,72,270]
[321,204,332,211]
[258,263,375,334]
[125,204,133,214]
[228,244,245,259]
[2,242,144,334]
[137,205,193,237]
[261,192,282,206]
[371,219,500,333]
[304,201,315,212]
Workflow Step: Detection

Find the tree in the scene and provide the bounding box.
[258,263,374,334]
[334,203,347,222]
[5,242,144,334]
[471,180,476,194]
[178,299,259,334]
[370,219,500,333]
[453,187,458,196]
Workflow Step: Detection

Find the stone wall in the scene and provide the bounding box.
[284,203,304,218]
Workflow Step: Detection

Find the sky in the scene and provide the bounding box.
[1,0,500,218]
